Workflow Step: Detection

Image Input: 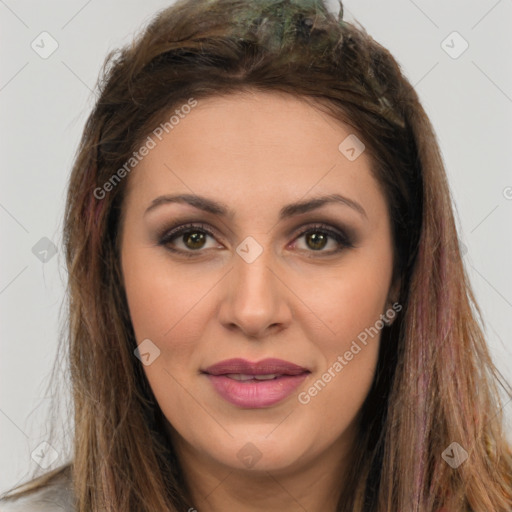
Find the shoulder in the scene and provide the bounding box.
[0,466,74,512]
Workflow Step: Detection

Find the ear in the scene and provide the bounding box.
[387,276,401,306]
[384,277,402,326]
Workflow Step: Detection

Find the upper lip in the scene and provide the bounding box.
[202,358,310,376]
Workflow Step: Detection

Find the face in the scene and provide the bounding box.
[120,91,397,477]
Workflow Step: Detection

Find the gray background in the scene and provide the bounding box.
[1,0,511,493]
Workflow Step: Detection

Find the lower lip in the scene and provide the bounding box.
[205,373,309,408]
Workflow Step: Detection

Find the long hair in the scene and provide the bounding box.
[3,0,511,510]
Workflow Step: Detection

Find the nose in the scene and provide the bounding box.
[217,242,292,339]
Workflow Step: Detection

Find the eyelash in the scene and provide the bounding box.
[158,222,355,258]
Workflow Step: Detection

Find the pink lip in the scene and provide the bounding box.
[202,358,310,408]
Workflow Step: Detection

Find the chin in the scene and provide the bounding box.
[206,427,314,473]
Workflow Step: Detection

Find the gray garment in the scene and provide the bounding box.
[0,469,75,512]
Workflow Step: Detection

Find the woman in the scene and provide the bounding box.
[1,0,511,510]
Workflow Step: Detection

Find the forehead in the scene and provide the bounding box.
[122,90,380,216]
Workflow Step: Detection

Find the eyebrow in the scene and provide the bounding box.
[144,193,367,220]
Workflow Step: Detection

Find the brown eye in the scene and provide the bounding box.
[305,231,328,251]
[159,223,219,255]
[182,231,207,250]
[159,222,354,258]
[294,224,354,254]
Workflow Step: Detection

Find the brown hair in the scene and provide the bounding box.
[3,0,511,510]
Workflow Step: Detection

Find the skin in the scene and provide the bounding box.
[120,90,398,512]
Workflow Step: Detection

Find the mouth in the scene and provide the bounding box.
[202,357,310,377]
[220,373,289,381]
[201,358,311,408]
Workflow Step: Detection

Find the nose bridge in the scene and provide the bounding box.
[219,235,290,337]
[236,242,273,296]
[234,237,277,312]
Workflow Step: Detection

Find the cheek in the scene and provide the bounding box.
[295,246,393,354]
[121,250,215,428]
[298,281,386,421]
[291,246,392,427]
[122,249,214,355]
